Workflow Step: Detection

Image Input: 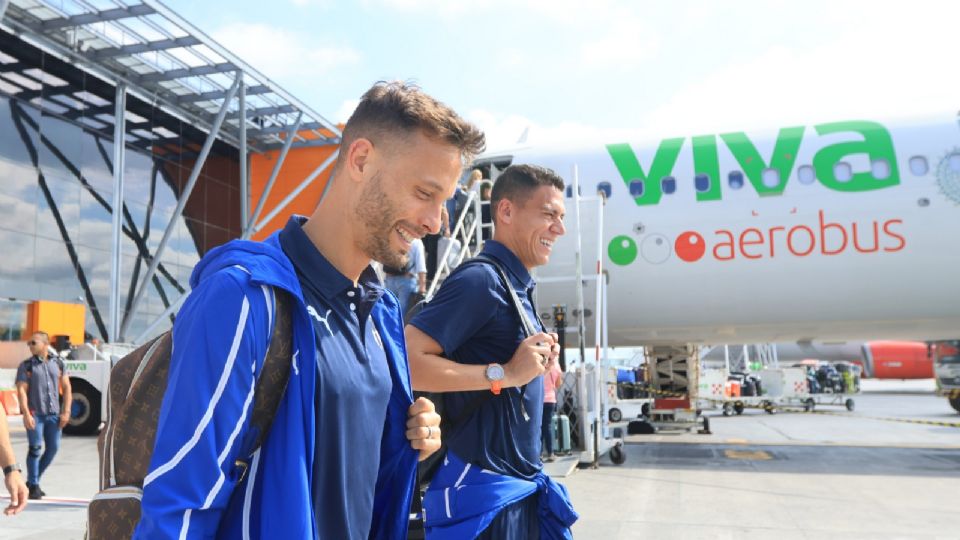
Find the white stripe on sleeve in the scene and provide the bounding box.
[144,296,251,487]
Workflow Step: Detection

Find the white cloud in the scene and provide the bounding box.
[212,23,360,81]
[578,20,659,70]
[467,109,650,151]
[334,98,359,124]
[640,10,960,138]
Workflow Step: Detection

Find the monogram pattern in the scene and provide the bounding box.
[88,289,293,540]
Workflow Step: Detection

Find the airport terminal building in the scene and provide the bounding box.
[0,0,340,352]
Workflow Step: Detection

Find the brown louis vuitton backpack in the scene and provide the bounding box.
[87,289,293,540]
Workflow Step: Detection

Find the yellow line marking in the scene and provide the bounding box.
[724,449,772,460]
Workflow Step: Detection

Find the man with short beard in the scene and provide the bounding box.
[135,81,485,540]
[406,164,578,539]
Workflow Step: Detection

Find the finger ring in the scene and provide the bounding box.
[426,426,433,439]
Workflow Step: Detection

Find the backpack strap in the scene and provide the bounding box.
[442,254,540,425]
[233,287,294,482]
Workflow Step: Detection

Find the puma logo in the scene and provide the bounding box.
[306,305,333,335]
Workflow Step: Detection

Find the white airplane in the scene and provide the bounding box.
[473,113,960,348]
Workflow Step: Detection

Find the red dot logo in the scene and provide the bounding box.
[675,231,706,262]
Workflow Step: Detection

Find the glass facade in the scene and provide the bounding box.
[0,38,241,343]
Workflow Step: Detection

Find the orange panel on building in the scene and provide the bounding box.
[25,300,86,345]
[248,130,341,241]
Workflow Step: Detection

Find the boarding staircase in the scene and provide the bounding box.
[424,182,492,299]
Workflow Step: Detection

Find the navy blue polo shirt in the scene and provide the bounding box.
[278,217,392,539]
[410,240,545,480]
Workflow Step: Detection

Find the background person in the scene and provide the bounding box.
[384,236,428,316]
[542,361,563,462]
[15,331,71,501]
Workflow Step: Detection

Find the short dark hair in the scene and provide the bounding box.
[340,81,486,164]
[490,164,565,224]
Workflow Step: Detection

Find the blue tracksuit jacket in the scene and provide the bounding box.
[134,233,418,539]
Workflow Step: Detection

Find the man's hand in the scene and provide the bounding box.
[545,332,561,370]
[58,412,69,429]
[504,332,555,387]
[406,397,441,462]
[4,470,27,515]
[22,415,34,431]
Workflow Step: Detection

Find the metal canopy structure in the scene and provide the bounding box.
[1,0,341,153]
[0,0,344,343]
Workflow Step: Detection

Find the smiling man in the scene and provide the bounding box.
[406,164,579,539]
[135,81,484,540]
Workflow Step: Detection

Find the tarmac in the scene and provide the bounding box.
[1,379,958,539]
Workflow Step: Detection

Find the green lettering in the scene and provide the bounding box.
[692,135,721,202]
[607,138,684,206]
[813,121,899,192]
[720,126,804,196]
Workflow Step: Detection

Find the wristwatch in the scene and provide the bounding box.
[2,463,21,477]
[484,363,505,395]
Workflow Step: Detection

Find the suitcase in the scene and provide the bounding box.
[552,414,572,454]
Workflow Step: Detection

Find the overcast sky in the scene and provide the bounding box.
[162,0,960,150]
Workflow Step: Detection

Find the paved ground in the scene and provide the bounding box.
[1,379,958,538]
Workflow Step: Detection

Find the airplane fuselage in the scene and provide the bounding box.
[485,114,960,346]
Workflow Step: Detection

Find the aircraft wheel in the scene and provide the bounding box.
[722,403,733,416]
[763,401,777,414]
[609,408,622,423]
[804,398,816,412]
[609,444,626,465]
[845,398,855,412]
[734,401,745,415]
[641,403,650,418]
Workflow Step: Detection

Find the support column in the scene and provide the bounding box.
[120,75,241,340]
[238,73,248,231]
[244,112,302,239]
[108,83,126,342]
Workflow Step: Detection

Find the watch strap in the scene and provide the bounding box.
[3,463,21,476]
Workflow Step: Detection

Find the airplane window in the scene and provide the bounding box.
[727,171,744,190]
[909,156,929,176]
[762,168,780,188]
[797,165,816,185]
[833,162,853,183]
[694,173,711,193]
[629,180,644,197]
[950,154,960,173]
[661,176,676,195]
[871,159,891,180]
[597,181,612,198]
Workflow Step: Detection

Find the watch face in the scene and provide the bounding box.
[486,364,505,381]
